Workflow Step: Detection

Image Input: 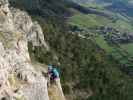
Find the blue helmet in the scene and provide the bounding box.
[48,64,53,70]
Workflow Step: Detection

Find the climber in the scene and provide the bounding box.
[51,68,59,80]
[47,65,59,84]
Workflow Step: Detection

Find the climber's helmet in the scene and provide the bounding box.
[48,64,53,71]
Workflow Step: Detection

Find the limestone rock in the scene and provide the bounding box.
[0,0,65,100]
[0,0,49,99]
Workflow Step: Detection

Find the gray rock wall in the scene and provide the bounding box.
[0,0,50,99]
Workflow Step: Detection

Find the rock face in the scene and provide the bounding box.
[48,79,66,100]
[0,0,59,100]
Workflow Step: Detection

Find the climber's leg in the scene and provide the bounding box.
[47,75,51,87]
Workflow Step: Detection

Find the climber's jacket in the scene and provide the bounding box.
[51,68,59,80]
[48,65,59,80]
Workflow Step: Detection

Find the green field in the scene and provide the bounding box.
[80,2,104,10]
[112,19,133,32]
[94,35,114,53]
[68,13,111,29]
[94,36,131,64]
[121,43,133,56]
[68,13,133,32]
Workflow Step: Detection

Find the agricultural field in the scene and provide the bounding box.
[121,43,133,56]
[67,2,133,68]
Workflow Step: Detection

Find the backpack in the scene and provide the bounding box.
[52,68,59,78]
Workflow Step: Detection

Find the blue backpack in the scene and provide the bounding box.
[52,68,59,78]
